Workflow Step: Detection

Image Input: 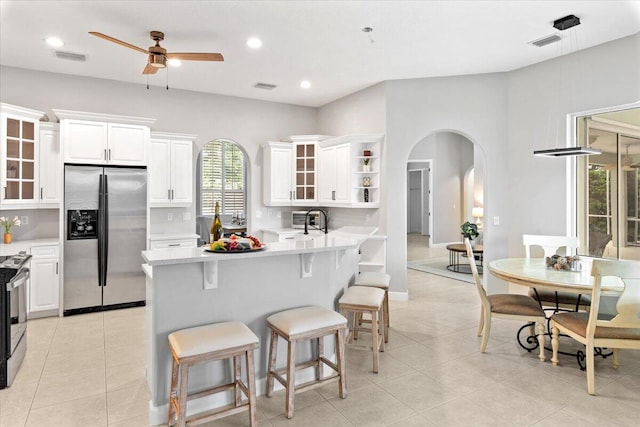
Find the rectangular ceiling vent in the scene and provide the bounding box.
[530,34,562,48]
[254,82,277,90]
[54,50,87,62]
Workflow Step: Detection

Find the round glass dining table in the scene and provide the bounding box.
[488,258,623,296]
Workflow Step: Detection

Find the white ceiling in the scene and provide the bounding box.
[1,1,639,107]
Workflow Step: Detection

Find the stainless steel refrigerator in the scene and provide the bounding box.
[63,166,147,315]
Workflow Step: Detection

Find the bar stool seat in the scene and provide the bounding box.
[267,306,347,419]
[168,321,259,427]
[355,272,391,342]
[339,286,386,373]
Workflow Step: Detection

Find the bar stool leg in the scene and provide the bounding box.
[233,355,241,406]
[167,356,179,426]
[316,337,323,381]
[266,329,278,397]
[246,349,258,427]
[285,340,296,419]
[384,291,390,343]
[371,309,380,373]
[336,328,347,399]
[177,362,189,427]
[379,306,385,352]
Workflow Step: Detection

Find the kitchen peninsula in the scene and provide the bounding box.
[141,228,374,425]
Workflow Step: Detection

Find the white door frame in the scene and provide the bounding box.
[407,159,433,245]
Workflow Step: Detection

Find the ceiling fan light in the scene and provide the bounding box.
[167,58,182,67]
[148,54,166,68]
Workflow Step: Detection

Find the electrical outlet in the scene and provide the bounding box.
[493,216,500,226]
[20,216,28,225]
[255,210,263,219]
[167,213,173,221]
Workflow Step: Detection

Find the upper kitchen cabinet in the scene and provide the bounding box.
[318,142,350,205]
[53,110,155,166]
[318,134,384,208]
[39,122,61,206]
[262,135,331,206]
[149,132,195,207]
[0,103,45,207]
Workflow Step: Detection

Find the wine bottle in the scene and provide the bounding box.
[210,202,223,242]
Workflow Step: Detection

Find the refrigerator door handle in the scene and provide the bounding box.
[103,174,109,287]
[98,174,104,288]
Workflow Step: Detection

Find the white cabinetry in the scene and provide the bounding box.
[1,103,44,207]
[149,133,195,207]
[262,142,293,206]
[319,134,383,208]
[148,236,198,250]
[29,244,60,315]
[39,122,61,206]
[54,110,155,166]
[318,143,350,205]
[262,135,330,206]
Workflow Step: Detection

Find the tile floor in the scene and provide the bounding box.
[2,236,639,426]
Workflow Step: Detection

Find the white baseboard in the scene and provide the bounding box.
[389,291,409,301]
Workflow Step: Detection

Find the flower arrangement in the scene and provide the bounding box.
[0,216,21,234]
[546,254,581,271]
[461,221,479,240]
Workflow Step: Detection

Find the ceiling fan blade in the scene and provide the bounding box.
[89,32,149,55]
[167,52,224,62]
[143,63,159,75]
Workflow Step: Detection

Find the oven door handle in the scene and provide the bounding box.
[6,268,29,291]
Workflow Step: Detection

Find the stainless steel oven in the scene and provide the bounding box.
[0,251,31,389]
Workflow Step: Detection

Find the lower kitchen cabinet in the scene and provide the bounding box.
[29,245,60,315]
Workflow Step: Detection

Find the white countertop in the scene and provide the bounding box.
[142,232,363,266]
[0,238,60,256]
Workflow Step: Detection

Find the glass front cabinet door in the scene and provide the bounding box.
[1,103,44,206]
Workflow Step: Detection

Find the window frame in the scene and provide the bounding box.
[198,139,247,217]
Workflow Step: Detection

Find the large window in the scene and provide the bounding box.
[577,112,640,261]
[200,139,246,216]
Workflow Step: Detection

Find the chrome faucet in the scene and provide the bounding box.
[304,208,329,235]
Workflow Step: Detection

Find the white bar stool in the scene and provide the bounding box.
[339,286,386,373]
[355,272,391,342]
[167,321,259,427]
[266,306,347,419]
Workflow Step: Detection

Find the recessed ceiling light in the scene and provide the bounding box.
[45,36,64,48]
[246,37,262,49]
[167,58,182,67]
[300,80,311,89]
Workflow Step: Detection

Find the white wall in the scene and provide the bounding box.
[384,73,508,293]
[0,65,317,236]
[507,34,640,257]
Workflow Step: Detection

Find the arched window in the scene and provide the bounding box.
[199,139,246,216]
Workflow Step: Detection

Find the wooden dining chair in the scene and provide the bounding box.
[464,238,546,360]
[522,234,590,312]
[551,259,640,395]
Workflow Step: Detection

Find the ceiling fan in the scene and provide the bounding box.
[89,31,224,74]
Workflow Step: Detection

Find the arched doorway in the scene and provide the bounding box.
[405,131,485,267]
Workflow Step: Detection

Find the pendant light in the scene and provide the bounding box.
[533,15,601,158]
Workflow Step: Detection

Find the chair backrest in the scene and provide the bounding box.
[522,234,579,258]
[464,238,490,308]
[589,259,640,337]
